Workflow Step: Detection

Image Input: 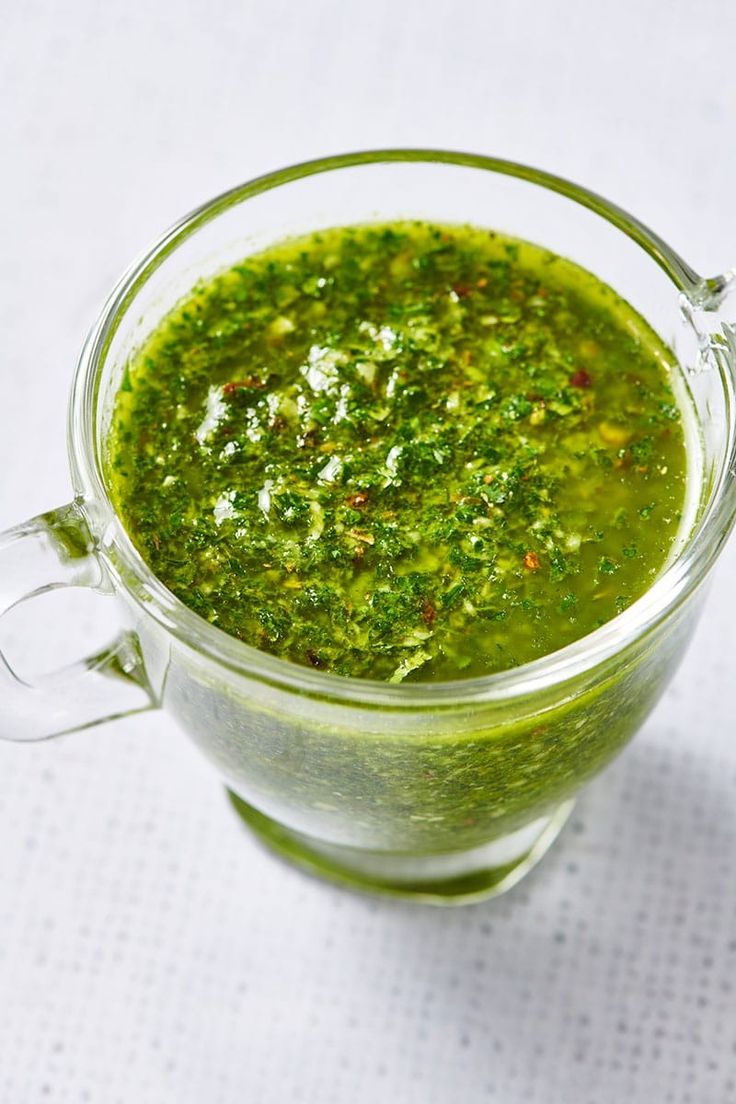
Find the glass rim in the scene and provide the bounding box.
[67,148,736,707]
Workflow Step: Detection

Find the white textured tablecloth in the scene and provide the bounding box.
[1,2,735,1101]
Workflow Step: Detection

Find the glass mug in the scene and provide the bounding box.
[2,151,735,904]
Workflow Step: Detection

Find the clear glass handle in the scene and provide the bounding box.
[680,268,736,376]
[0,501,156,741]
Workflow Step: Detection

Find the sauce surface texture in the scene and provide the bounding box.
[109,222,687,681]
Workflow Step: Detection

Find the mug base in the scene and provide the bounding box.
[226,792,575,905]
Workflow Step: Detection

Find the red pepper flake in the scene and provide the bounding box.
[421,599,437,626]
[569,369,593,389]
[476,277,488,289]
[346,491,369,509]
[223,377,264,396]
[523,550,541,571]
[451,283,472,299]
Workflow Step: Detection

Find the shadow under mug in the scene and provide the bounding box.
[2,151,735,904]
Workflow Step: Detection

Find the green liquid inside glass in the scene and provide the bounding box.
[109,222,687,683]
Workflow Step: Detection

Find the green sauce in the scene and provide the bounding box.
[109,222,687,683]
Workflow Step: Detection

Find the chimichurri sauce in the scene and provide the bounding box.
[109,222,687,682]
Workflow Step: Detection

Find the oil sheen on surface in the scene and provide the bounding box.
[109,222,687,682]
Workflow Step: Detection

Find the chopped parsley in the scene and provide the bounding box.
[108,221,687,682]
